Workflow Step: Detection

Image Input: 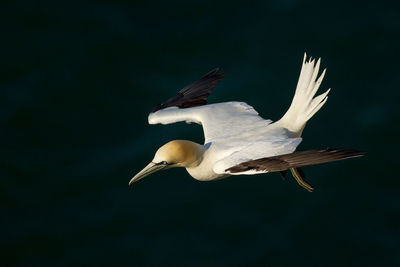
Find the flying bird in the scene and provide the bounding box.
[129,54,364,191]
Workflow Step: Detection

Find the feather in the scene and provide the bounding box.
[152,68,224,112]
[226,148,365,173]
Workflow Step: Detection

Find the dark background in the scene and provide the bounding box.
[2,0,399,266]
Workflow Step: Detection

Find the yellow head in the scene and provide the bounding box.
[129,140,203,185]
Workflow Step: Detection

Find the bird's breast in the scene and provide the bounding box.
[185,146,229,181]
[185,165,227,181]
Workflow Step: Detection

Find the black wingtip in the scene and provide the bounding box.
[204,67,219,75]
[201,68,224,80]
[323,148,366,158]
[151,68,225,113]
[225,148,366,174]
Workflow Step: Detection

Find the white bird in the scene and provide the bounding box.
[129,54,364,191]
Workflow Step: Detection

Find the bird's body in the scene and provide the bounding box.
[130,54,364,191]
[149,102,301,181]
[185,142,227,181]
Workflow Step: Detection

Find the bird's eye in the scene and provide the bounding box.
[155,161,168,166]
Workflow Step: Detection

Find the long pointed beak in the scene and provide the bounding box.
[129,162,168,185]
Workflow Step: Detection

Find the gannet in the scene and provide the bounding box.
[129,54,364,191]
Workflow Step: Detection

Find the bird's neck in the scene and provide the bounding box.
[183,141,226,181]
[177,140,205,168]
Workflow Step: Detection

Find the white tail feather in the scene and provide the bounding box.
[277,53,330,136]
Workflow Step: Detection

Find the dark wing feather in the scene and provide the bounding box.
[226,148,365,173]
[152,68,224,112]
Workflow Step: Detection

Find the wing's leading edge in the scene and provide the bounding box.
[149,102,276,144]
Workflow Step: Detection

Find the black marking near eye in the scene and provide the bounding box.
[156,161,170,165]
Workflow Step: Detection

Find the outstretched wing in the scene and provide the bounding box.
[224,148,365,174]
[152,68,224,112]
[149,101,277,144]
[149,69,279,144]
[212,137,302,174]
[148,70,306,169]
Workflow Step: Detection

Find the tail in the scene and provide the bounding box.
[277,53,330,136]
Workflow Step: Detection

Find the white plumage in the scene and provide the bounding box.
[129,53,363,191]
[146,54,328,179]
